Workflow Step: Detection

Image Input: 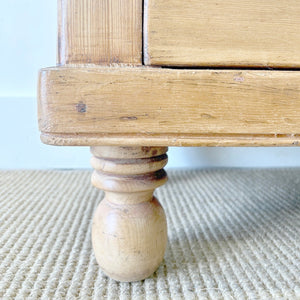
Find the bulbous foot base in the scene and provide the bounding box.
[92,196,167,282]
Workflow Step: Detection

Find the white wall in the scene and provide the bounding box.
[1,1,300,169]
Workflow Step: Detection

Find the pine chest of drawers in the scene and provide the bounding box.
[38,0,300,282]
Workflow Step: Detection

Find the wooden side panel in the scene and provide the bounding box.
[145,0,300,67]
[38,66,300,147]
[58,0,143,65]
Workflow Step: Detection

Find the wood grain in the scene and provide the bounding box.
[58,0,143,65]
[91,146,168,282]
[40,133,300,147]
[145,0,300,67]
[38,66,300,146]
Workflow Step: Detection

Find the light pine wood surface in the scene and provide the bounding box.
[145,0,300,67]
[58,0,143,65]
[91,146,168,282]
[40,133,300,147]
[38,66,300,146]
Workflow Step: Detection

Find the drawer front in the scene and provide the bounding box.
[145,0,300,68]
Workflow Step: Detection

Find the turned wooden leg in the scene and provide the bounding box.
[90,146,168,282]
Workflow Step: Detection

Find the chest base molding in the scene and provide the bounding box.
[38,66,300,147]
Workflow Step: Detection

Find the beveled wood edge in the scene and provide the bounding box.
[41,133,300,147]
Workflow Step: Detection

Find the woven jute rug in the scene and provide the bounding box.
[0,169,299,300]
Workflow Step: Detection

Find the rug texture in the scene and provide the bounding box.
[0,169,299,300]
